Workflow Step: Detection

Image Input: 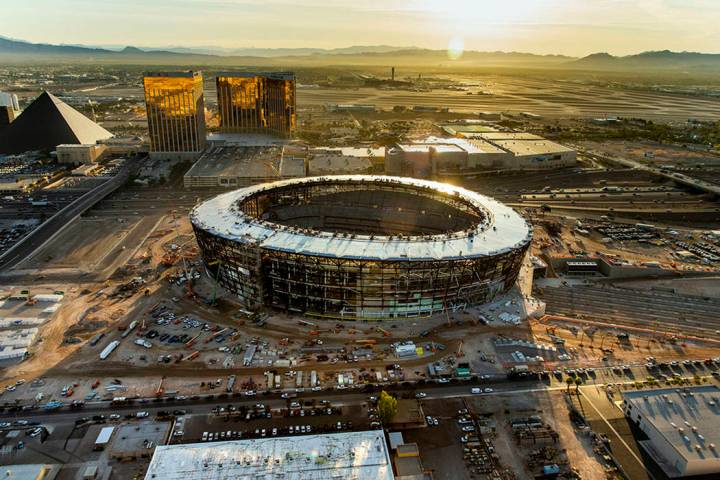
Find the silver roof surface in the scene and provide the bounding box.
[190,175,532,261]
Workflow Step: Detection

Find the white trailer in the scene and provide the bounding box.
[121,320,138,338]
[310,370,318,387]
[99,340,120,360]
[296,371,303,388]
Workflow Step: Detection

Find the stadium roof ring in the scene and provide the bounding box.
[191,175,532,319]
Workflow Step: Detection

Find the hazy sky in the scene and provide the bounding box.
[4,0,719,56]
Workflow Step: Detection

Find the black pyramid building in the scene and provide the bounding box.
[0,91,112,154]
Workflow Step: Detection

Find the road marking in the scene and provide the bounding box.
[579,387,656,480]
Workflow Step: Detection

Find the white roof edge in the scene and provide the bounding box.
[191,175,532,261]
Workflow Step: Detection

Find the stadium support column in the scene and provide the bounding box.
[254,244,265,310]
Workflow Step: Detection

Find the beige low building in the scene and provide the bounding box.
[56,143,107,165]
[386,133,576,178]
[309,152,373,176]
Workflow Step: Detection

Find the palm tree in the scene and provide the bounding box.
[574,377,584,395]
[566,377,574,393]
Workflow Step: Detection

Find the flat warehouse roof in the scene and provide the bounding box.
[474,132,545,141]
[491,139,575,156]
[465,139,509,155]
[623,386,720,464]
[185,146,302,179]
[144,431,394,480]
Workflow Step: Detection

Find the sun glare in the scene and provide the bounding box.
[447,36,464,60]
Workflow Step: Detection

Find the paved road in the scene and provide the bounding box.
[3,360,716,424]
[582,149,720,196]
[0,158,141,272]
[0,166,133,273]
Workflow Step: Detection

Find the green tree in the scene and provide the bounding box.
[377,390,398,425]
[566,377,574,393]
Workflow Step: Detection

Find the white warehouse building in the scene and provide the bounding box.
[622,386,720,478]
[386,134,576,178]
[144,431,394,480]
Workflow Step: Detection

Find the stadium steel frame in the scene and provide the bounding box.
[191,176,532,320]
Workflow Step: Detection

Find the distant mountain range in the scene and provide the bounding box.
[91,44,415,57]
[2,36,720,72]
[567,50,720,72]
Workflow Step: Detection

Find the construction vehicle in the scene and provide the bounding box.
[185,332,203,349]
[226,375,236,393]
[375,327,391,337]
[155,376,165,397]
[180,351,199,362]
[161,252,178,267]
[309,329,334,336]
[205,328,228,343]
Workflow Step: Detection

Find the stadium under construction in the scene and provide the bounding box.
[190,175,532,319]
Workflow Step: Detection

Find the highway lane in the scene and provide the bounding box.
[3,361,717,424]
[0,162,135,272]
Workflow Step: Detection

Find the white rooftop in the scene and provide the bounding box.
[623,386,720,463]
[190,175,532,261]
[144,431,394,480]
